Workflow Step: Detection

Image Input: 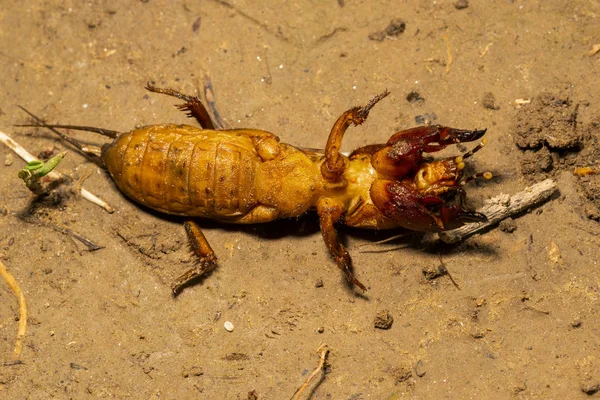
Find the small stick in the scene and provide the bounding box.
[22,215,104,252]
[0,130,114,213]
[439,179,558,244]
[291,344,330,400]
[442,32,453,73]
[0,260,27,358]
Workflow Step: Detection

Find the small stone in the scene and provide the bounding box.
[414,360,426,377]
[570,319,582,328]
[454,0,469,9]
[315,278,324,288]
[317,326,325,334]
[406,91,424,103]
[547,242,563,266]
[224,321,234,332]
[581,381,600,395]
[4,154,13,166]
[471,329,486,339]
[499,218,517,233]
[374,309,394,330]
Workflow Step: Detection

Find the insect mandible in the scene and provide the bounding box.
[19,84,490,293]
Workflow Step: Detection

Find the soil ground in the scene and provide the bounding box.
[1,1,599,398]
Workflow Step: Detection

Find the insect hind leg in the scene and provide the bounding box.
[145,82,216,130]
[171,221,219,295]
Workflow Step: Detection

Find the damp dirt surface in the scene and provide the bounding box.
[1,1,599,398]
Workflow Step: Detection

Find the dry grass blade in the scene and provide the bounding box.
[291,344,330,400]
[0,260,27,358]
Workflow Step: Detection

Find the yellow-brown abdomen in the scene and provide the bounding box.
[102,124,261,217]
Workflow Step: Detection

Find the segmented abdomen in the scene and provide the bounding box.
[102,124,260,217]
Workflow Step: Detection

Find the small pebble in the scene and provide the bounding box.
[571,319,582,328]
[454,0,469,9]
[581,381,600,395]
[406,91,424,103]
[414,360,426,377]
[317,326,325,334]
[315,278,324,288]
[224,321,234,332]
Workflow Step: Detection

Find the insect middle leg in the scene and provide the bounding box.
[145,83,216,130]
[172,221,218,294]
[317,197,367,291]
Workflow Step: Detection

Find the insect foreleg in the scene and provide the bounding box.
[321,90,389,183]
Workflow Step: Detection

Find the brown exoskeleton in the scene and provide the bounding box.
[19,84,489,293]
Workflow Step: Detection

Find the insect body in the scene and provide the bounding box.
[20,84,489,293]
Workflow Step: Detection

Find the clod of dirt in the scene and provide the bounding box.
[512,93,582,151]
[315,278,324,288]
[374,309,394,329]
[222,352,250,361]
[247,390,258,400]
[182,365,204,378]
[471,329,486,339]
[406,91,424,103]
[584,204,600,221]
[482,92,500,110]
[422,264,446,280]
[519,147,554,174]
[390,365,412,383]
[454,0,469,9]
[368,19,406,41]
[511,93,600,214]
[499,218,517,233]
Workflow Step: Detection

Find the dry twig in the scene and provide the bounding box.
[291,344,330,400]
[439,179,558,244]
[0,260,27,358]
[0,130,114,213]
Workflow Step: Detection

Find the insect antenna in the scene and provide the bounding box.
[460,171,493,186]
[461,138,488,159]
[16,106,111,164]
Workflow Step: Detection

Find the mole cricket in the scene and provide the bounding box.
[18,84,490,293]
